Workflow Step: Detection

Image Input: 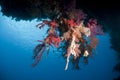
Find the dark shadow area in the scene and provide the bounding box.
[0,0,73,20]
[114,76,120,80]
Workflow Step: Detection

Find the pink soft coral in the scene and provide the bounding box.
[87,19,104,36]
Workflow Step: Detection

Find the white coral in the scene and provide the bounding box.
[83,50,89,57]
[77,22,91,37]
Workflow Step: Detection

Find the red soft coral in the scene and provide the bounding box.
[36,20,58,29]
[67,19,77,28]
[53,36,61,48]
[50,20,58,28]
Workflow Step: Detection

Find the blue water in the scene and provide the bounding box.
[0,8,119,80]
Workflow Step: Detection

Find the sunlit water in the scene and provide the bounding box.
[0,7,119,80]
